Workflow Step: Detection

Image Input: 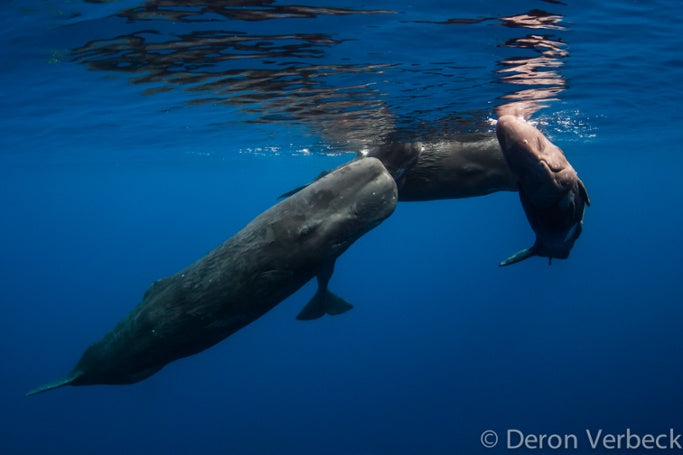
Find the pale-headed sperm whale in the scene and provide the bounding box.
[496,115,590,266]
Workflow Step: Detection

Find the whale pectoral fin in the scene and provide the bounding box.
[296,259,353,320]
[563,221,583,243]
[322,290,353,316]
[296,289,326,320]
[278,170,332,199]
[499,246,537,267]
[278,184,310,199]
[578,178,590,206]
[26,370,83,397]
[296,289,353,320]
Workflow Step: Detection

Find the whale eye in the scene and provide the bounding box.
[297,223,318,239]
[311,189,335,208]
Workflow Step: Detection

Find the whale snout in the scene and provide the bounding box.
[496,115,547,170]
[314,157,398,221]
[305,158,397,253]
[350,158,399,223]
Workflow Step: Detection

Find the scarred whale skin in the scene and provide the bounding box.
[397,134,516,201]
[28,157,397,395]
[281,135,516,202]
[496,115,590,265]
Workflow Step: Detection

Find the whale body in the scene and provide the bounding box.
[496,115,590,265]
[397,134,516,201]
[28,157,397,395]
[281,135,516,202]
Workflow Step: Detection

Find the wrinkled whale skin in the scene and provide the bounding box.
[398,134,516,201]
[496,115,590,265]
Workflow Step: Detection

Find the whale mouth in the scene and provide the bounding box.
[538,156,567,174]
[26,370,84,396]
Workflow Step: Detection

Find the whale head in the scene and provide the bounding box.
[291,157,398,257]
[496,115,590,266]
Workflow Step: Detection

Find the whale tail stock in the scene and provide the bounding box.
[26,370,83,397]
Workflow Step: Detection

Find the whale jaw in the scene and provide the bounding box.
[26,370,83,397]
[499,246,538,267]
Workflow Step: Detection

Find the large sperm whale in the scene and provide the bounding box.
[280,135,516,201]
[27,157,397,395]
[397,134,516,201]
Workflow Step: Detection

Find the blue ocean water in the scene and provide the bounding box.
[1,0,682,453]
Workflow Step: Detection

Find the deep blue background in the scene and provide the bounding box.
[1,0,682,454]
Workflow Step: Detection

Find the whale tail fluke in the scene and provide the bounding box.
[26,370,83,397]
[296,289,353,320]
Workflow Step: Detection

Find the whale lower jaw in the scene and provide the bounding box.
[26,370,83,396]
[499,246,538,267]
